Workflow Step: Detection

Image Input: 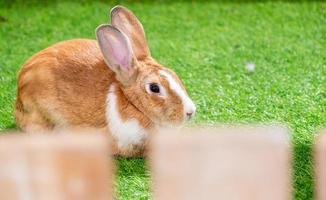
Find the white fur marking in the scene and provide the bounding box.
[160,70,196,116]
[106,84,147,148]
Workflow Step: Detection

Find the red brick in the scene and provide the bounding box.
[315,131,326,200]
[149,126,291,200]
[0,132,113,200]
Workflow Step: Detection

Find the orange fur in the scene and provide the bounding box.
[16,39,111,130]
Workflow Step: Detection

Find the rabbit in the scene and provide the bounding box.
[15,6,196,156]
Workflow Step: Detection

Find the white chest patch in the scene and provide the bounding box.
[105,84,147,148]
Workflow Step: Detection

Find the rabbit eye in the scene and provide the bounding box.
[149,83,160,93]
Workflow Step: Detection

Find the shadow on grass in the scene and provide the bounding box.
[115,157,149,178]
[6,123,16,129]
[0,123,17,133]
[293,140,314,199]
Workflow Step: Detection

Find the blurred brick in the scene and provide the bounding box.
[315,131,326,200]
[0,132,112,200]
[149,126,291,200]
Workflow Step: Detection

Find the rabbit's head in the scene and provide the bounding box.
[96,6,196,127]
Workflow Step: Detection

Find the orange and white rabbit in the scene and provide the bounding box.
[15,6,196,156]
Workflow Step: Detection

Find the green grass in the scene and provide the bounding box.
[0,0,325,199]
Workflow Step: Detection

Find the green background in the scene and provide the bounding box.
[0,0,325,199]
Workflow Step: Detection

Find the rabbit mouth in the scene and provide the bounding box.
[157,123,183,130]
[156,115,193,128]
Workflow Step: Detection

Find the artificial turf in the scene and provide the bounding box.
[0,0,325,199]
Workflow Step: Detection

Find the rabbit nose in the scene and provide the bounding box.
[186,112,193,117]
[185,101,196,120]
[186,110,195,120]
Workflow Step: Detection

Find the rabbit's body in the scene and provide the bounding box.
[16,39,152,155]
[15,6,195,156]
[16,39,110,130]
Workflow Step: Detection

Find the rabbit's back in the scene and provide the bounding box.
[15,39,115,131]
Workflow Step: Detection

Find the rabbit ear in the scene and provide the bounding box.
[110,6,150,60]
[96,24,137,84]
